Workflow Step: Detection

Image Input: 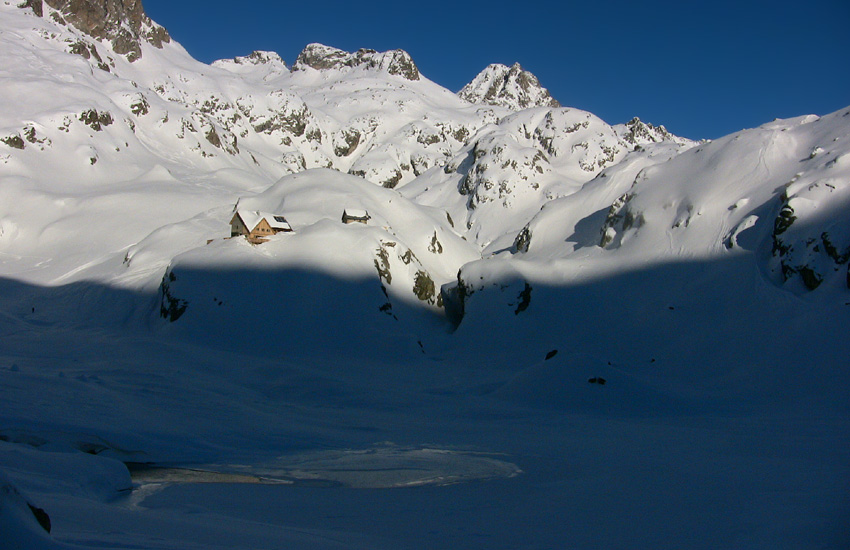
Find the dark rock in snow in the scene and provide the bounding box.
[19,0,43,17]
[1,134,25,149]
[159,270,187,322]
[27,504,51,533]
[513,225,532,253]
[514,283,532,314]
[0,473,52,535]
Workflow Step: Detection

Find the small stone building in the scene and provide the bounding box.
[230,210,292,243]
[341,208,370,224]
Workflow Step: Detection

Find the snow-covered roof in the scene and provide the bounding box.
[235,210,291,231]
[342,208,369,219]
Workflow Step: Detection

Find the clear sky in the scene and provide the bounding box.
[142,0,849,140]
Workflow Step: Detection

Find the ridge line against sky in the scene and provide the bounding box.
[141,0,850,141]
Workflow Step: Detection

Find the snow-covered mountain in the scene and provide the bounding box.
[458,62,561,110]
[0,0,696,299]
[1,1,849,549]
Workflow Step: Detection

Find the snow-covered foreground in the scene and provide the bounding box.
[1,0,849,547]
[2,256,849,549]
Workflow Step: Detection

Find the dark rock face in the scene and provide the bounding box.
[514,282,532,314]
[159,270,187,322]
[28,503,51,533]
[770,183,850,292]
[412,270,436,304]
[79,108,113,130]
[513,225,532,253]
[25,0,170,61]
[20,0,44,17]
[1,134,26,149]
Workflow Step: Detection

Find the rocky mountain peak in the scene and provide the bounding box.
[292,43,420,81]
[458,62,560,111]
[616,117,692,147]
[230,50,285,66]
[211,50,288,75]
[20,0,170,61]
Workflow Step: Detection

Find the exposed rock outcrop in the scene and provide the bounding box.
[23,0,170,61]
[292,43,420,81]
[615,117,692,148]
[770,179,850,291]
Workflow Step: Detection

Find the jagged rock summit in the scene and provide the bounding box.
[617,117,687,146]
[292,43,420,81]
[459,62,560,111]
[615,117,694,148]
[19,0,169,61]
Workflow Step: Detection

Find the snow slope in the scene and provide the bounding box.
[1,1,849,548]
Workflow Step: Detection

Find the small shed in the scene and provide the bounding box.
[341,208,370,224]
[230,210,292,243]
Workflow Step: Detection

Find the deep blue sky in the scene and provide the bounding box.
[143,0,849,140]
